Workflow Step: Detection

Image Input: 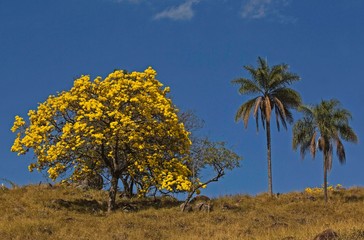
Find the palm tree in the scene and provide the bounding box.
[292,99,358,202]
[232,57,302,196]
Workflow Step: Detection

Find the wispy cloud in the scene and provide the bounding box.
[154,0,201,21]
[240,0,295,23]
[241,0,271,19]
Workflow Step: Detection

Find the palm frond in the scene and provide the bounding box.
[332,108,352,123]
[272,88,302,109]
[258,70,269,91]
[336,139,346,164]
[274,107,281,131]
[253,97,263,118]
[325,99,341,109]
[284,108,294,125]
[242,102,254,128]
[243,65,261,86]
[257,57,269,72]
[274,105,288,131]
[297,105,314,118]
[269,65,287,84]
[255,106,260,132]
[318,137,325,152]
[269,66,300,90]
[273,97,286,119]
[281,71,300,84]
[310,131,317,158]
[292,118,315,159]
[338,125,358,143]
[254,97,263,132]
[235,98,258,128]
[234,103,246,122]
[272,97,288,131]
[256,57,269,89]
[292,119,305,150]
[261,104,266,130]
[231,78,263,95]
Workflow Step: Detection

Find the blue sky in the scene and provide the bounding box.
[0,0,363,196]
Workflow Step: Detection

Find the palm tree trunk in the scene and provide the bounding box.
[108,174,119,212]
[266,120,273,196]
[323,155,328,203]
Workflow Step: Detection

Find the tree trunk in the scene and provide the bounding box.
[266,120,273,196]
[108,174,119,212]
[323,155,328,203]
[129,179,134,197]
[182,191,195,212]
[121,176,132,198]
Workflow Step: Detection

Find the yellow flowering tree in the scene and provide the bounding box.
[11,67,192,211]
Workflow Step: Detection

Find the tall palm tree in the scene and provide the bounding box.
[292,99,358,202]
[232,57,302,196]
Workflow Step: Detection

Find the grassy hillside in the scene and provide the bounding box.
[0,184,363,240]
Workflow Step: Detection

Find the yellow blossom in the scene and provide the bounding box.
[11,67,192,194]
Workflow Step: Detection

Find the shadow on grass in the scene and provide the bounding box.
[116,197,181,212]
[47,196,181,213]
[49,198,106,213]
[344,195,364,202]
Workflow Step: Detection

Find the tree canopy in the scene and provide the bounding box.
[11,67,193,211]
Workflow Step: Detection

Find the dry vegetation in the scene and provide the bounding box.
[0,184,363,240]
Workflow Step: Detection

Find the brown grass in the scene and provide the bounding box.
[0,184,363,240]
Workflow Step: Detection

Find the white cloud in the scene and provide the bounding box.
[154,0,201,21]
[240,0,295,23]
[241,0,271,19]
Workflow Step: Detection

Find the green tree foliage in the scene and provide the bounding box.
[232,57,302,195]
[179,111,241,211]
[182,139,241,211]
[292,99,358,202]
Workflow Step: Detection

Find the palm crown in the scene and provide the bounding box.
[232,57,302,131]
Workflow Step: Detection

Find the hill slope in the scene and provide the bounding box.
[0,185,363,240]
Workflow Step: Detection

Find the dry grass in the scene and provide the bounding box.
[0,184,363,240]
